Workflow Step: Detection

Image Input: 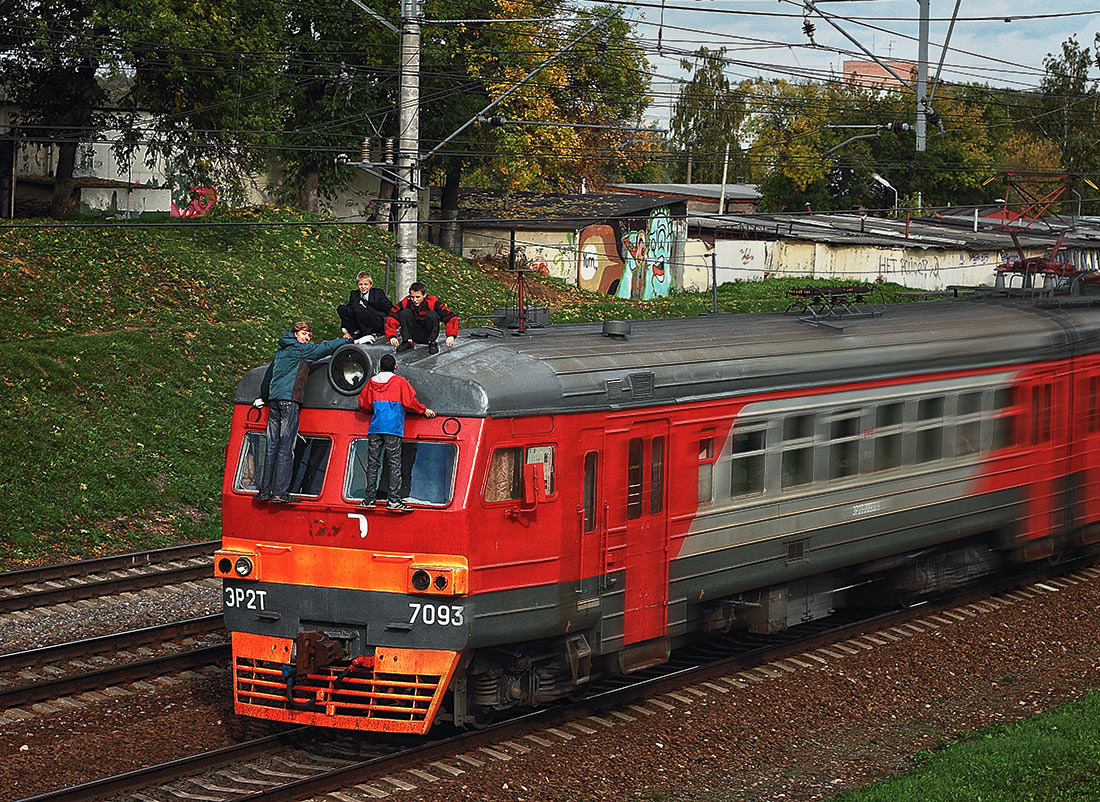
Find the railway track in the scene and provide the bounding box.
[23,562,1097,802]
[0,614,226,710]
[0,541,217,614]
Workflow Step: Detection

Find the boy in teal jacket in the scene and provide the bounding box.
[257,321,347,503]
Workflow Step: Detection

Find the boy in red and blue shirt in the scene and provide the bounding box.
[356,354,436,511]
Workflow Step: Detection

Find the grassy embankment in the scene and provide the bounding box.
[0,206,904,566]
[837,690,1100,802]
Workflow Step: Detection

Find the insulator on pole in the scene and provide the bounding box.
[360,138,370,162]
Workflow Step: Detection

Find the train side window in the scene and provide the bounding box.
[781,413,814,489]
[235,432,266,492]
[828,409,860,479]
[872,402,903,471]
[526,446,556,495]
[698,437,715,504]
[783,414,813,440]
[650,436,665,515]
[235,432,331,497]
[1090,377,1100,433]
[917,397,944,420]
[730,423,766,496]
[583,452,598,532]
[915,396,944,463]
[993,385,1019,449]
[482,445,555,502]
[628,438,644,519]
[955,391,983,457]
[1030,384,1052,444]
[348,440,457,505]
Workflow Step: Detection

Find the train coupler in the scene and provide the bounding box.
[295,629,345,674]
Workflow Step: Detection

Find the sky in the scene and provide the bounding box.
[595,1,1100,127]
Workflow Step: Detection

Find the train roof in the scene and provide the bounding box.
[234,298,1100,418]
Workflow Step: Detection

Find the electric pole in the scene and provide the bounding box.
[395,0,423,293]
[915,0,929,152]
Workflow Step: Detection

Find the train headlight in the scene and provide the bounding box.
[406,564,466,595]
[214,549,261,581]
[329,346,372,395]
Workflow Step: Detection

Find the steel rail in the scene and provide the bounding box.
[19,557,1095,802]
[0,563,213,614]
[0,541,218,589]
[0,614,223,672]
[14,728,315,802]
[0,644,230,710]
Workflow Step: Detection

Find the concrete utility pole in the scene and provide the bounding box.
[915,0,929,152]
[395,0,423,293]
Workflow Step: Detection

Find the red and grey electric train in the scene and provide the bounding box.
[217,297,1100,734]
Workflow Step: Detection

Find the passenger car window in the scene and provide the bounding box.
[348,439,457,505]
[481,445,555,503]
[828,409,861,479]
[873,402,904,471]
[583,452,598,532]
[698,437,715,504]
[781,413,814,489]
[235,431,332,497]
[627,438,644,519]
[730,424,766,496]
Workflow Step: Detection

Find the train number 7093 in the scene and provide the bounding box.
[408,602,464,626]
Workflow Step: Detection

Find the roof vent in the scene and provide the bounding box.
[602,320,631,339]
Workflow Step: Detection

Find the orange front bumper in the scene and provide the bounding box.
[231,632,461,735]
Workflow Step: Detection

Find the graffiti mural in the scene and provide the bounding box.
[578,225,626,294]
[577,206,676,300]
[171,186,218,218]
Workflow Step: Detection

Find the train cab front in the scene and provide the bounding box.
[218,343,478,735]
[216,543,469,734]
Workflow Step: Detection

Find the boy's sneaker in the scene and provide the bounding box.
[396,341,414,353]
[357,497,377,507]
[387,500,413,513]
[255,491,272,502]
[427,341,439,355]
[272,494,293,504]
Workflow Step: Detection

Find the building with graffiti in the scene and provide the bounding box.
[428,188,687,301]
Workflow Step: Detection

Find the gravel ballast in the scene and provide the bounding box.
[1,573,1098,801]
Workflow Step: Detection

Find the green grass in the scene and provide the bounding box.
[0,206,913,566]
[836,691,1100,802]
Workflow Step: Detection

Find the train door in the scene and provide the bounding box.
[1024,368,1069,542]
[576,429,603,606]
[605,418,670,646]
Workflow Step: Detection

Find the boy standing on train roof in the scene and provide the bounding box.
[385,281,459,355]
[357,353,436,512]
[256,321,347,504]
[337,270,392,344]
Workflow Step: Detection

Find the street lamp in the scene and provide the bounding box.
[871,173,898,217]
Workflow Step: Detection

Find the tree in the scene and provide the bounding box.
[262,0,393,212]
[670,47,746,184]
[119,0,285,202]
[419,1,652,248]
[0,0,116,216]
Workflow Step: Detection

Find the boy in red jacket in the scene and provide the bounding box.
[356,354,436,511]
[385,281,459,355]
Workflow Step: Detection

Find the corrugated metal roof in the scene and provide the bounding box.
[437,189,686,227]
[612,183,762,201]
[689,210,1100,252]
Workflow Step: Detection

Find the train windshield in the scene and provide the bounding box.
[234,432,331,497]
[345,440,458,506]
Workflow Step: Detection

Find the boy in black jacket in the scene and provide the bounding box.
[338,271,392,344]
